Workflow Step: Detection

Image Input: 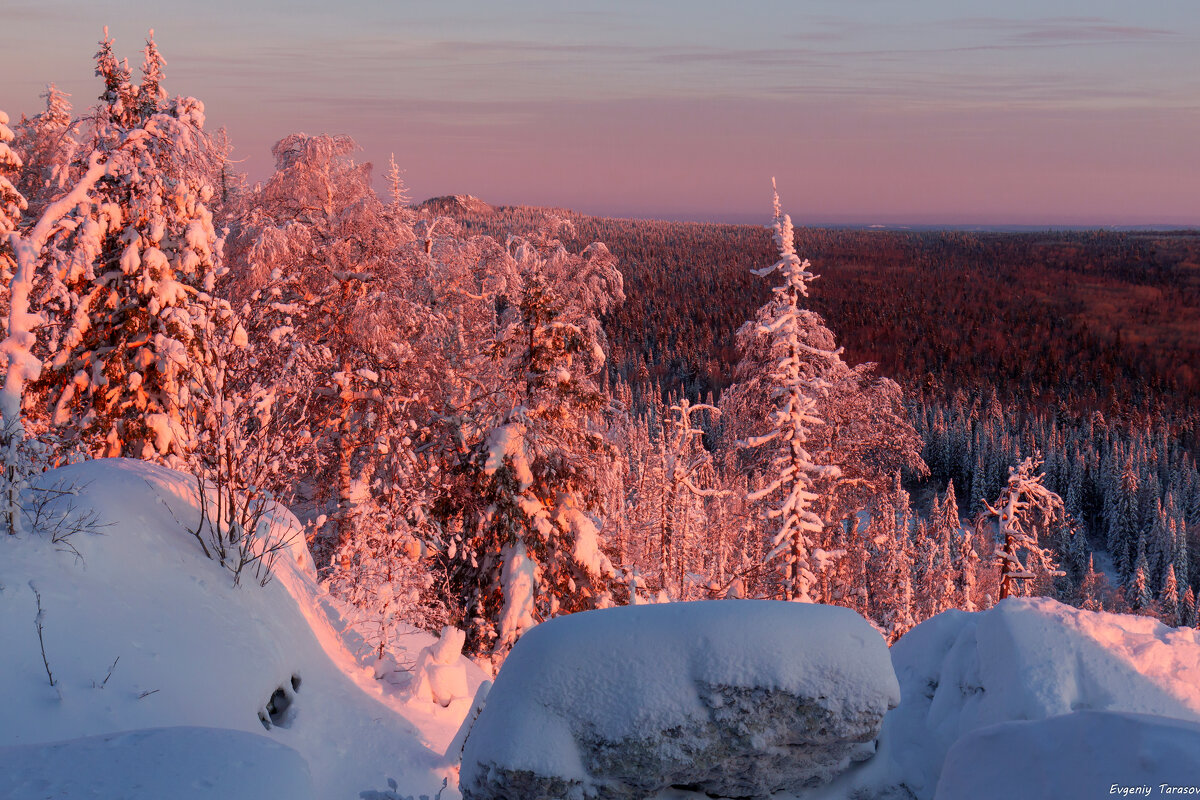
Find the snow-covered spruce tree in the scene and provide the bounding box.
[655,397,726,600]
[3,97,119,534]
[865,488,916,642]
[1161,563,1181,626]
[35,31,226,461]
[1182,586,1197,628]
[0,108,26,300]
[729,183,844,602]
[1108,459,1140,585]
[445,231,622,659]
[984,456,1066,600]
[1128,551,1155,615]
[1079,554,1104,612]
[935,480,981,610]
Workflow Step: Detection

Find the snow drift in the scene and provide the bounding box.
[0,458,482,799]
[820,597,1200,800]
[460,600,898,800]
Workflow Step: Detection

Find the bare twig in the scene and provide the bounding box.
[137,688,159,699]
[29,583,55,687]
[93,656,119,689]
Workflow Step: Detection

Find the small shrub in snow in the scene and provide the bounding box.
[187,472,298,588]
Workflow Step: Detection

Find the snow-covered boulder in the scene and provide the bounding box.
[860,597,1200,799]
[460,600,899,800]
[934,711,1200,800]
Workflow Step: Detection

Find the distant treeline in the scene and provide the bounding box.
[459,206,1200,451]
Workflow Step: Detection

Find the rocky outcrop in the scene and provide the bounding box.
[460,600,899,800]
[417,194,494,217]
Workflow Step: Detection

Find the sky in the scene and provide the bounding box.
[4,1,1199,226]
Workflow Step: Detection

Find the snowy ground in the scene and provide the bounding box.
[0,459,485,800]
[3,458,1197,800]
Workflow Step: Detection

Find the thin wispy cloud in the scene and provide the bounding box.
[1,1,1197,222]
[950,16,1177,43]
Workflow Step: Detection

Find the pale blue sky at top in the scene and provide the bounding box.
[4,0,1199,224]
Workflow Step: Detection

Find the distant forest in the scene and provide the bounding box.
[464,205,1200,444]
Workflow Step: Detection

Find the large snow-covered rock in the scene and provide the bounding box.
[842,597,1200,800]
[460,600,899,800]
[934,711,1200,800]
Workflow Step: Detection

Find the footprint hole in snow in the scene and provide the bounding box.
[259,673,301,730]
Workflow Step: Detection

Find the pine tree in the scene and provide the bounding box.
[984,456,1066,600]
[1129,552,1154,615]
[449,232,623,658]
[1079,554,1103,612]
[1161,563,1181,627]
[733,183,844,602]
[37,32,225,461]
[1109,460,1140,584]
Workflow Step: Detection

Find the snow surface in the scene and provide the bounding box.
[934,711,1200,800]
[0,726,316,800]
[0,458,486,799]
[461,600,898,785]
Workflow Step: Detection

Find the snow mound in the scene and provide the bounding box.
[934,711,1200,800]
[0,726,316,800]
[461,600,898,800]
[0,458,477,799]
[878,597,1200,798]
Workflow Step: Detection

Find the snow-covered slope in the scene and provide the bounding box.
[0,458,482,799]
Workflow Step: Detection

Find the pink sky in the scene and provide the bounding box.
[4,1,1199,225]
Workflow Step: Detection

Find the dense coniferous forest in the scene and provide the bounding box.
[455,202,1200,429]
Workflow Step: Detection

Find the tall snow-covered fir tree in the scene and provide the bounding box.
[3,101,113,533]
[729,183,846,602]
